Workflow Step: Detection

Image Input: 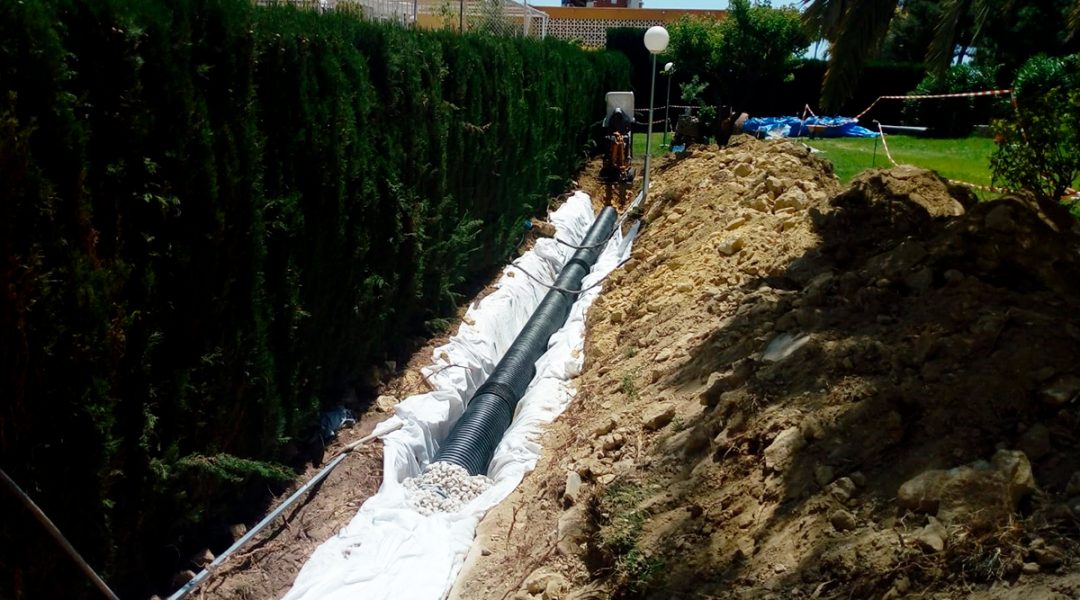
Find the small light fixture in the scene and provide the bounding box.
[642,26,669,199]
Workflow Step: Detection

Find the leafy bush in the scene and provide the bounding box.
[902,64,1004,137]
[0,0,628,596]
[991,54,1080,213]
[667,0,809,110]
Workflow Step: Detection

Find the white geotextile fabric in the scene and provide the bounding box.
[282,192,636,600]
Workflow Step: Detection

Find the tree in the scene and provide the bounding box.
[974,0,1080,86]
[804,0,1080,109]
[668,0,809,110]
[880,0,976,64]
[991,53,1080,226]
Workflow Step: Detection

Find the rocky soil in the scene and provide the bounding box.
[450,137,1080,600]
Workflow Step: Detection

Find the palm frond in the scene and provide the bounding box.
[927,0,968,74]
[819,0,899,110]
[928,0,1006,74]
[802,0,854,40]
[1069,0,1080,38]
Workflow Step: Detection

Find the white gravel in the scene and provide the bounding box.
[404,462,494,515]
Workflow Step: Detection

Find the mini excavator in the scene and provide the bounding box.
[598,92,636,185]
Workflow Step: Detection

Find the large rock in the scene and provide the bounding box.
[830,509,857,532]
[563,471,583,507]
[642,404,677,431]
[764,427,805,473]
[992,449,1037,508]
[556,506,589,557]
[897,450,1037,527]
[715,234,746,256]
[765,175,785,196]
[774,188,807,211]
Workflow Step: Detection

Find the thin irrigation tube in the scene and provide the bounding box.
[0,468,120,600]
[550,188,643,250]
[506,247,633,296]
[166,423,401,600]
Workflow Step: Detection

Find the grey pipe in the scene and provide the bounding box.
[165,424,400,600]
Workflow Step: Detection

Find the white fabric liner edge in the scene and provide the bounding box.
[282,191,636,600]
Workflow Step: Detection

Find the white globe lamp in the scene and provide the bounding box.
[643,26,670,54]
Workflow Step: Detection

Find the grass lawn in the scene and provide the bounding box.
[631,131,671,160]
[806,135,997,189]
[632,131,1001,199]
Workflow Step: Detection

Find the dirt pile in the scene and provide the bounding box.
[451,139,1080,600]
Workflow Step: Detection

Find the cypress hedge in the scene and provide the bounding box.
[0,1,628,596]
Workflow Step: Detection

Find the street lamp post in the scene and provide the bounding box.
[662,61,674,149]
[642,26,669,200]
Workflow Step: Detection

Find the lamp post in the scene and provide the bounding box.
[642,26,669,200]
[662,61,674,149]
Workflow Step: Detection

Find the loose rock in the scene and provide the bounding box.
[563,471,583,507]
[914,516,947,553]
[830,509,857,532]
[375,394,398,412]
[896,450,1037,526]
[642,404,677,431]
[404,462,494,515]
[764,427,805,472]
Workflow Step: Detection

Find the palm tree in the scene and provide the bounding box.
[804,0,1080,110]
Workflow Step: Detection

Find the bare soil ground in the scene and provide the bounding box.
[451,137,1080,600]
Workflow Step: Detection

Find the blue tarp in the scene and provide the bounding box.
[742,116,879,138]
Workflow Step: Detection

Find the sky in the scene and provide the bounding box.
[528,0,803,10]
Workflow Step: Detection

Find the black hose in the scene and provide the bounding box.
[433,207,618,475]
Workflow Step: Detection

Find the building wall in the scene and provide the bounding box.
[413,3,726,45]
[536,7,725,47]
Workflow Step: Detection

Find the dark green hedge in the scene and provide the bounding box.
[774,59,927,123]
[0,1,628,596]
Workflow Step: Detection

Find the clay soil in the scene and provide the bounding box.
[451,138,1080,600]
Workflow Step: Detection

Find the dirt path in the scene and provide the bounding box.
[451,138,1080,600]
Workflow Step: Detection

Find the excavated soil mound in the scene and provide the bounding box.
[451,138,1080,600]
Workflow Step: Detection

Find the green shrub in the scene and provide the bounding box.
[991,54,1080,214]
[0,1,628,596]
[902,64,1004,137]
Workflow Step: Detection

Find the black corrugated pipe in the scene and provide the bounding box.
[433,207,618,475]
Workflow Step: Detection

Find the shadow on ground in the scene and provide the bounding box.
[612,171,1080,599]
